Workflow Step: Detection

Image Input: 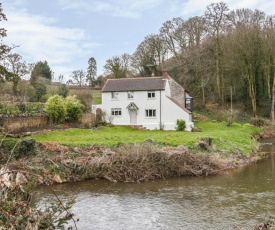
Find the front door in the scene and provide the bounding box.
[130,109,137,124]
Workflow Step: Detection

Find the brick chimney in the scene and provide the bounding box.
[162,67,169,78]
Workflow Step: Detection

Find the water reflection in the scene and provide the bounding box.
[33,146,275,230]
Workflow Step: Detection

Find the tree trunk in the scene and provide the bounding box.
[271,72,275,121]
[248,73,257,117]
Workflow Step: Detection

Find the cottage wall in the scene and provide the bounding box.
[99,78,193,131]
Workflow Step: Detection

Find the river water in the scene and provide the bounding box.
[33,141,275,230]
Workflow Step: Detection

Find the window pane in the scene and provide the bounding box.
[147,91,155,98]
[128,91,134,98]
[111,108,121,116]
[112,92,118,99]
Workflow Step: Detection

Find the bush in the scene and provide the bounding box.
[45,95,85,123]
[69,89,92,112]
[58,84,69,98]
[45,95,66,123]
[250,117,269,127]
[65,95,84,122]
[176,119,186,131]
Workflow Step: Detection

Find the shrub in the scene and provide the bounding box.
[70,89,92,112]
[176,119,186,131]
[45,95,66,123]
[65,95,84,122]
[250,117,269,127]
[58,84,69,98]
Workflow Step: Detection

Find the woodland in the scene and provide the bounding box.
[103,2,275,119]
[1,2,275,119]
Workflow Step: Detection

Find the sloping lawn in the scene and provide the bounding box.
[32,122,261,155]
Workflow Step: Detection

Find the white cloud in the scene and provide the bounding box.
[3,6,101,78]
[168,0,275,18]
[58,0,164,19]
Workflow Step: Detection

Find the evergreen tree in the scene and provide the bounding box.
[30,61,52,85]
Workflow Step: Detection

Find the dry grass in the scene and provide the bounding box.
[6,142,254,184]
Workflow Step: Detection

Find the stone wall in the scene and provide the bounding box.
[168,77,185,106]
[0,113,95,134]
[80,113,95,125]
[0,115,48,133]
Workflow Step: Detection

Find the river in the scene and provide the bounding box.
[33,141,275,230]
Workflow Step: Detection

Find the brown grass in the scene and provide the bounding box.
[6,142,259,184]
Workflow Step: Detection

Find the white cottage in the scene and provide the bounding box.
[94,71,194,131]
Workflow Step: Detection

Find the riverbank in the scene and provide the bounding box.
[5,142,260,184]
[1,121,274,185]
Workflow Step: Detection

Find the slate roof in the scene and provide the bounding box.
[102,77,166,92]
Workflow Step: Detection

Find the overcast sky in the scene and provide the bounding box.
[1,0,275,82]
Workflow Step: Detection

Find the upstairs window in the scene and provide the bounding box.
[127,91,134,99]
[111,92,118,99]
[145,109,156,117]
[147,91,155,99]
[111,108,122,116]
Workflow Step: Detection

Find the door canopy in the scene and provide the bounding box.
[126,102,139,110]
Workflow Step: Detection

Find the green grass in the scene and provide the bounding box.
[92,90,101,104]
[31,121,262,155]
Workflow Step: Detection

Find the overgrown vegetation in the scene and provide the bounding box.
[44,95,84,123]
[0,135,78,229]
[0,102,44,116]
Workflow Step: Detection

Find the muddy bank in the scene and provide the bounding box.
[4,141,264,185]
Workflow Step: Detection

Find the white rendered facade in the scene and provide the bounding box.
[94,77,194,131]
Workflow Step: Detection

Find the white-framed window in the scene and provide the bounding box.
[147,91,155,99]
[111,108,122,116]
[111,92,119,99]
[127,91,134,99]
[145,109,156,117]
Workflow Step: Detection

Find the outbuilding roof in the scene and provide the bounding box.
[101,77,166,92]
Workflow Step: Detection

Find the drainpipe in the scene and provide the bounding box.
[159,90,162,130]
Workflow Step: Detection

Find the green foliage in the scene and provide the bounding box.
[33,82,47,102]
[69,89,92,112]
[87,57,97,86]
[176,119,186,131]
[57,84,69,98]
[0,138,37,160]
[30,61,52,85]
[45,95,66,123]
[0,102,44,115]
[45,95,84,123]
[65,95,84,122]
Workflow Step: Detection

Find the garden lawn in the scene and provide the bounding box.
[32,121,261,155]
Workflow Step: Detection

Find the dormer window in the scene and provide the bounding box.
[147,91,155,99]
[127,91,134,99]
[111,92,118,99]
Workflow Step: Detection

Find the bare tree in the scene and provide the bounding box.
[68,70,86,86]
[103,53,132,78]
[132,34,167,77]
[204,1,229,102]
